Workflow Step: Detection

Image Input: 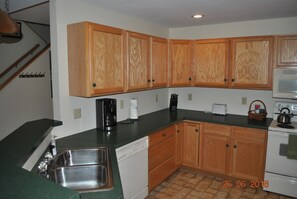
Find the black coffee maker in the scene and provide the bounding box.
[96,98,117,131]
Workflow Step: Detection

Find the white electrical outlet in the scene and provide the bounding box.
[120,100,124,109]
[155,94,159,102]
[188,93,192,101]
[73,108,81,119]
[242,97,247,105]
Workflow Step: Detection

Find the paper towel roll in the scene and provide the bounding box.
[130,99,138,120]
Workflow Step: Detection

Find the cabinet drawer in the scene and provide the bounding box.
[149,127,175,147]
[232,126,267,141]
[203,122,231,136]
[149,136,175,170]
[149,156,176,191]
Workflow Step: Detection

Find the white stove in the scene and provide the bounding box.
[264,101,297,198]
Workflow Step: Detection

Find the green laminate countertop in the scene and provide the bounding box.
[0,119,79,199]
[0,109,272,199]
[57,108,272,150]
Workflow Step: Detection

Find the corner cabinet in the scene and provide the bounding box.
[67,22,126,97]
[175,122,184,168]
[169,40,193,87]
[127,32,150,91]
[230,36,273,89]
[276,35,297,67]
[193,39,230,87]
[151,37,168,88]
[183,122,200,168]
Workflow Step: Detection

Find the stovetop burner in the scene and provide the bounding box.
[277,123,295,129]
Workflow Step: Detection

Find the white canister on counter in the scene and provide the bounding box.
[130,99,138,120]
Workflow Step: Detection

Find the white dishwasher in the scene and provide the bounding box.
[116,136,148,199]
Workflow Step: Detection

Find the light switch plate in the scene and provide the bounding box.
[73,108,82,119]
[242,97,247,105]
[188,93,192,101]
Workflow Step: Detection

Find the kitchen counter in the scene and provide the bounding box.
[57,109,272,149]
[0,119,79,199]
[0,109,272,199]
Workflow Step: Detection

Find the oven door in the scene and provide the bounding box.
[265,130,297,177]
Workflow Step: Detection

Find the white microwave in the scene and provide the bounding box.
[273,68,297,99]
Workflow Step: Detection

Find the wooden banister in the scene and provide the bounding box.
[0,44,50,90]
[0,44,40,79]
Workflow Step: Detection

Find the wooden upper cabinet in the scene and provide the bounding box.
[151,37,168,88]
[230,36,273,89]
[276,35,297,67]
[170,40,193,86]
[193,39,229,87]
[127,32,150,91]
[67,22,126,97]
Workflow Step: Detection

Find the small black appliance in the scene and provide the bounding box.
[96,98,117,131]
[169,94,178,111]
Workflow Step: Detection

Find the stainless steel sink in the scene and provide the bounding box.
[54,148,107,166]
[48,147,113,192]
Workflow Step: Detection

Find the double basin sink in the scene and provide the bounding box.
[47,147,113,192]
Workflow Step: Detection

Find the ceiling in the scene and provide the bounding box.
[82,0,297,27]
[10,2,49,25]
[6,0,297,27]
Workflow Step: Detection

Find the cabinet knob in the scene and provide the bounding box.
[226,144,229,147]
[177,130,180,133]
[92,83,96,87]
[189,77,192,81]
[232,79,235,82]
[152,79,155,82]
[224,78,227,82]
[234,145,237,149]
[148,79,151,83]
[195,129,199,132]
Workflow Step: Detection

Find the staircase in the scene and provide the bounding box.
[0,1,49,90]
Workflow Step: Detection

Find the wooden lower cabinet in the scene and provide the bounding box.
[148,122,267,191]
[201,123,231,174]
[175,123,184,168]
[148,126,176,191]
[230,127,267,181]
[183,122,200,168]
[201,123,267,181]
[149,156,176,191]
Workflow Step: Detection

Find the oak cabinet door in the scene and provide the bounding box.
[183,122,200,168]
[276,35,297,67]
[170,40,193,86]
[151,37,168,88]
[230,36,273,89]
[68,22,125,97]
[230,127,267,181]
[175,123,184,168]
[200,123,231,174]
[194,39,229,87]
[127,32,150,91]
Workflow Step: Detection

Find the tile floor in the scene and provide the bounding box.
[146,168,294,199]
